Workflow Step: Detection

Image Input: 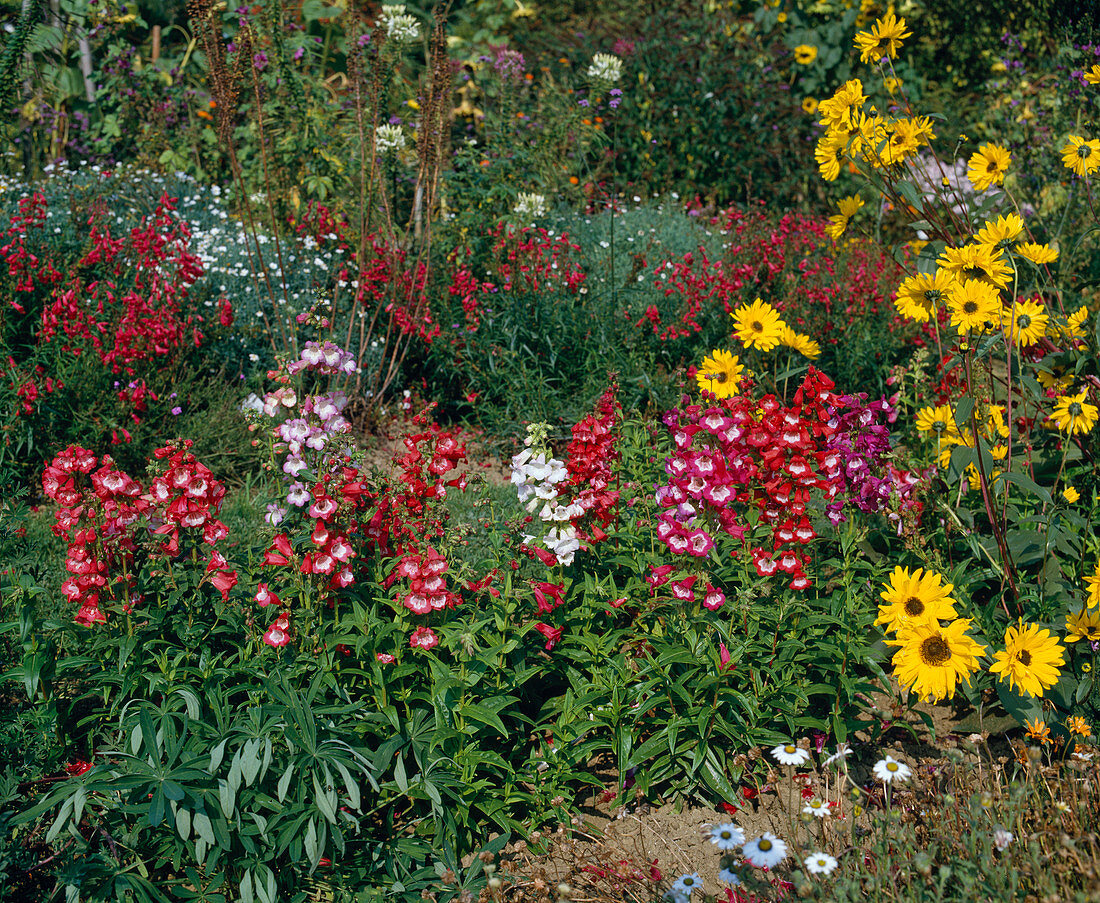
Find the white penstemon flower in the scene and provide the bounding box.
[511,425,582,565]
[380,4,419,42]
[375,123,407,156]
[587,52,622,83]
[514,192,548,220]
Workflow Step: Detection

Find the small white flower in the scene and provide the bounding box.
[717,866,741,885]
[380,4,419,42]
[993,828,1013,852]
[375,123,406,155]
[742,833,787,869]
[872,755,911,784]
[587,51,622,83]
[804,852,839,875]
[514,192,548,220]
[802,798,829,818]
[708,823,745,850]
[771,743,811,767]
[823,742,852,767]
[1054,800,1071,814]
[671,873,702,896]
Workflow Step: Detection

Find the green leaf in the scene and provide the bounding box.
[277,763,294,803]
[176,806,191,841]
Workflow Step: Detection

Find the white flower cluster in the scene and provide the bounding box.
[380,5,420,43]
[514,192,547,220]
[587,52,622,83]
[375,123,407,156]
[511,426,582,565]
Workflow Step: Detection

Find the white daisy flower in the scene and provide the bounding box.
[823,742,852,767]
[802,798,829,818]
[671,872,702,896]
[708,823,745,850]
[771,743,811,767]
[872,755,911,784]
[742,833,787,869]
[718,866,742,885]
[804,852,839,875]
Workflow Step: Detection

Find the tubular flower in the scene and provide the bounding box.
[854,11,911,64]
[895,270,954,322]
[948,278,1001,334]
[877,566,959,633]
[1050,391,1099,435]
[889,618,986,703]
[1061,136,1100,178]
[989,622,1065,698]
[731,298,785,351]
[696,349,747,399]
[967,143,1012,191]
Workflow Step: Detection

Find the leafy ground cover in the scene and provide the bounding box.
[2,2,1100,902]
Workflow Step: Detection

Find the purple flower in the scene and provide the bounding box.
[171,406,182,416]
[253,52,268,71]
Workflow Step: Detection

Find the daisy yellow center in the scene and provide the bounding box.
[919,634,952,666]
[1018,649,1032,666]
[887,761,899,772]
[963,300,979,315]
[784,745,796,753]
[904,596,925,616]
[759,839,773,851]
[720,830,733,839]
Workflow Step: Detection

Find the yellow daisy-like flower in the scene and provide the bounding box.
[939,244,1012,289]
[1067,716,1092,738]
[802,97,819,114]
[1086,64,1100,85]
[1065,607,1100,643]
[825,194,864,240]
[889,618,986,703]
[1015,242,1058,265]
[975,214,1024,252]
[1037,369,1073,394]
[876,566,959,634]
[1050,391,1099,435]
[818,79,866,132]
[1002,298,1049,347]
[1061,135,1100,178]
[967,143,1012,192]
[989,622,1066,698]
[915,403,960,440]
[895,270,954,322]
[948,278,1001,334]
[778,326,821,359]
[731,298,785,351]
[1025,717,1051,745]
[854,11,912,64]
[1062,486,1080,504]
[794,44,818,65]
[1085,561,1100,609]
[814,133,847,182]
[1065,306,1089,338]
[696,349,746,399]
[884,76,902,94]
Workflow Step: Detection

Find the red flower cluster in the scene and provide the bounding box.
[1,192,62,305]
[655,369,853,593]
[41,440,235,625]
[559,380,622,545]
[395,547,459,615]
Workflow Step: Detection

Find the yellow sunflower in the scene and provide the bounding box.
[1050,391,1099,435]
[1063,486,1080,503]
[1086,561,1100,609]
[895,270,955,322]
[854,11,912,64]
[1002,298,1049,347]
[1014,242,1058,265]
[967,143,1012,192]
[826,194,864,240]
[1062,136,1100,178]
[889,618,986,703]
[989,622,1066,698]
[1065,608,1100,643]
[975,214,1024,252]
[876,566,959,634]
[1065,306,1089,337]
[814,133,847,182]
[948,278,1001,334]
[1086,64,1100,85]
[818,79,867,131]
[938,243,1013,289]
[915,403,960,437]
[778,326,821,358]
[731,298,785,351]
[696,349,747,399]
[794,44,818,65]
[802,97,819,114]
